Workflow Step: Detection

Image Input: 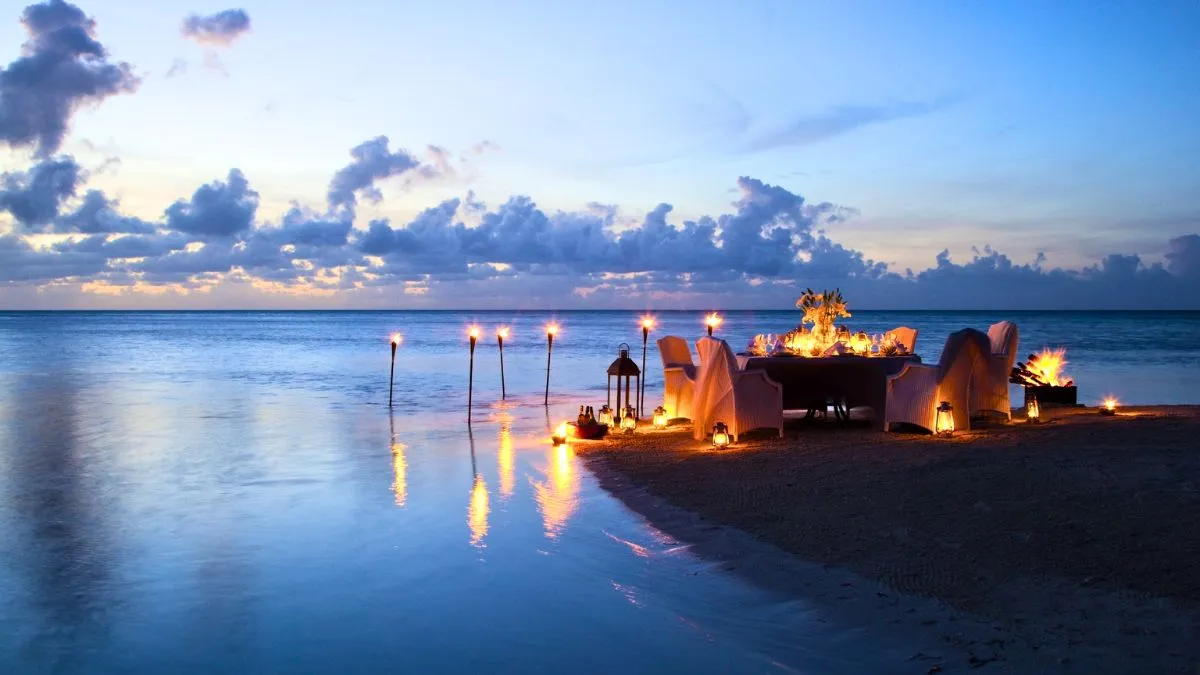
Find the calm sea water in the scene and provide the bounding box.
[1,310,1197,674]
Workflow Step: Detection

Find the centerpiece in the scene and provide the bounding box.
[746,288,910,358]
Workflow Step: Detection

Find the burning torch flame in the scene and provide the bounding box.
[468,325,481,339]
[390,333,402,346]
[546,323,559,337]
[640,315,655,331]
[1103,397,1118,412]
[705,312,722,329]
[497,326,509,339]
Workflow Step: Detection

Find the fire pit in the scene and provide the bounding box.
[1010,347,1078,408]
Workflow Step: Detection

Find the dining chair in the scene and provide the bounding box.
[657,336,697,421]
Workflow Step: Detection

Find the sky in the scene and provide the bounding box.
[1,0,1198,309]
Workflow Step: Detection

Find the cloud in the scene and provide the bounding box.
[0,156,84,228]
[163,169,259,238]
[181,8,251,47]
[741,98,956,153]
[0,0,140,157]
[326,136,426,214]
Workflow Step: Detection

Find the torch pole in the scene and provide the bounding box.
[544,333,554,406]
[468,335,477,422]
[707,325,713,337]
[640,326,648,416]
[498,334,506,400]
[389,340,397,407]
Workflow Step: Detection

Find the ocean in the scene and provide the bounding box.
[1,310,1197,673]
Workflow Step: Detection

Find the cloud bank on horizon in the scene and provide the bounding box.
[0,0,1198,310]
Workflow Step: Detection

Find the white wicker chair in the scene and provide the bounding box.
[972,321,1019,419]
[886,326,918,353]
[885,329,989,433]
[657,336,697,421]
[691,337,783,442]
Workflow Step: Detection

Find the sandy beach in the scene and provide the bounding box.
[579,406,1200,673]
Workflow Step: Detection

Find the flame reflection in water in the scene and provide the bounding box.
[497,417,515,499]
[391,442,407,507]
[531,442,580,539]
[468,474,489,547]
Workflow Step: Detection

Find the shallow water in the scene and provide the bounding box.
[1,310,1198,673]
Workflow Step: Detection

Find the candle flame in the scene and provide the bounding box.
[497,326,509,339]
[546,323,559,337]
[468,325,481,339]
[553,421,570,441]
[640,315,655,330]
[704,312,722,328]
[1103,396,1118,411]
[390,333,402,345]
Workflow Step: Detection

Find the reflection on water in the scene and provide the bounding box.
[468,475,489,547]
[497,416,515,499]
[391,442,408,507]
[531,442,580,540]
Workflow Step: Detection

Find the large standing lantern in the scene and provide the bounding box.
[606,343,641,421]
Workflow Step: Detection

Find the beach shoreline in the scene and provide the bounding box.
[579,406,1200,673]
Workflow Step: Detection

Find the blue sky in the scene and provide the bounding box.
[1,0,1198,308]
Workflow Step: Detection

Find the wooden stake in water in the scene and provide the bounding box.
[468,326,480,421]
[389,334,401,407]
[497,327,508,400]
[544,323,558,406]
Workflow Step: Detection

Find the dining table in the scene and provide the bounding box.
[736,353,921,431]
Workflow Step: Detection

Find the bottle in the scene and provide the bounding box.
[577,406,587,426]
[586,406,596,424]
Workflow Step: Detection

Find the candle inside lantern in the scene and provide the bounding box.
[1027,397,1040,423]
[597,404,614,427]
[705,312,722,336]
[652,405,667,429]
[711,421,731,448]
[935,401,955,436]
[620,405,637,433]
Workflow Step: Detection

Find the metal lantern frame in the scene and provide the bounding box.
[652,405,667,429]
[935,401,955,436]
[711,421,731,448]
[607,342,642,420]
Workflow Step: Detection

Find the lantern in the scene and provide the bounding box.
[652,405,668,429]
[935,401,954,436]
[620,405,637,433]
[606,343,642,420]
[1027,397,1040,423]
[711,422,731,448]
[1100,397,1117,416]
[597,404,614,427]
[552,421,570,445]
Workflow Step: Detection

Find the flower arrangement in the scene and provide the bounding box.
[797,288,851,348]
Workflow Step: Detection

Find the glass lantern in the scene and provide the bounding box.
[597,404,614,427]
[1027,397,1040,423]
[935,401,954,436]
[652,406,668,429]
[620,404,637,433]
[711,421,731,448]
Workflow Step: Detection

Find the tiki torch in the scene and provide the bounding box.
[497,326,509,400]
[468,325,480,421]
[705,312,722,337]
[639,315,654,414]
[389,333,402,407]
[544,322,559,406]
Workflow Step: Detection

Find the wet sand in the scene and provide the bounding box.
[578,406,1200,673]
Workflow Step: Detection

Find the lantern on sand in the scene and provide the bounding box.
[606,343,641,420]
[552,421,570,445]
[597,404,614,427]
[620,404,637,433]
[1100,397,1118,416]
[711,422,731,448]
[652,406,668,429]
[1027,397,1041,423]
[935,401,955,436]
